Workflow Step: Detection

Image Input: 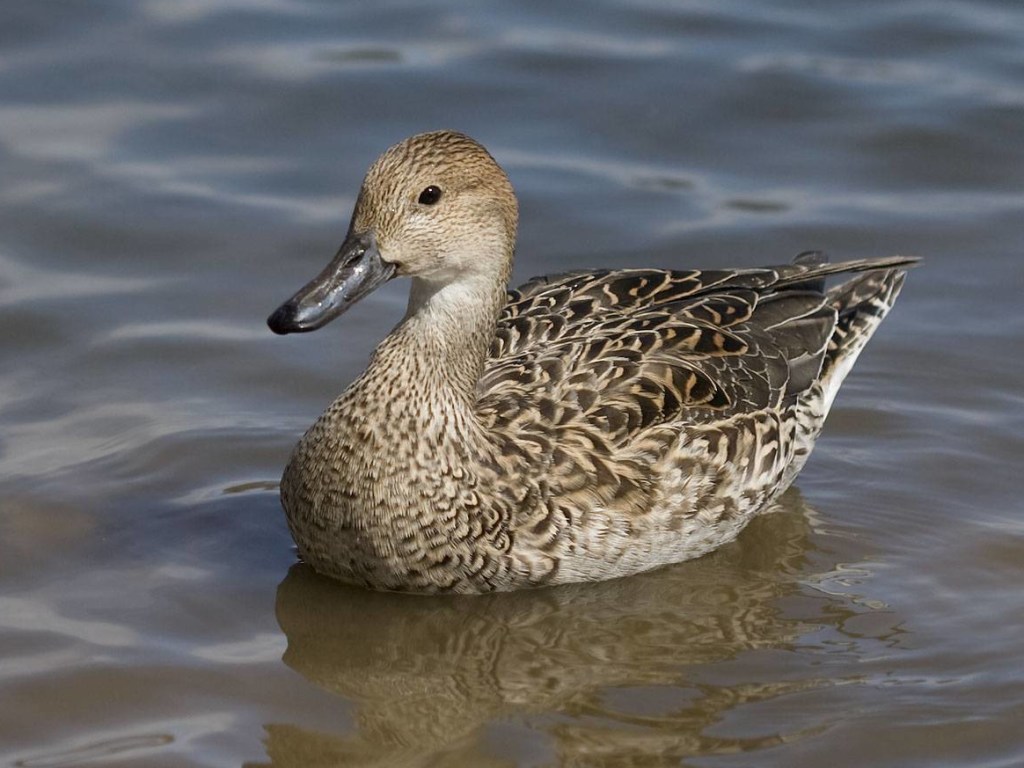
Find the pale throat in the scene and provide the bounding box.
[353,260,509,434]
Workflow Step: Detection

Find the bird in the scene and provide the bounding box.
[267,130,916,594]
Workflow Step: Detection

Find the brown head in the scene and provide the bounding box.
[268,131,518,334]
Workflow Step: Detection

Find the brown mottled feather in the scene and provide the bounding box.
[273,131,918,594]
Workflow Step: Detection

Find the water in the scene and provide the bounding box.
[2,1,1023,765]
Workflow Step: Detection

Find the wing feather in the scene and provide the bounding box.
[478,256,917,455]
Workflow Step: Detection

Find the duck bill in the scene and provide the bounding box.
[267,231,395,334]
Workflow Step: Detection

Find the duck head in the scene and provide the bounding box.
[267,130,518,334]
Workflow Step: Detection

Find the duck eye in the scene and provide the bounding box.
[418,185,443,205]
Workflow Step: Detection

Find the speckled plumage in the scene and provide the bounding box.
[272,131,916,594]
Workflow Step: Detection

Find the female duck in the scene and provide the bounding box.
[268,131,914,594]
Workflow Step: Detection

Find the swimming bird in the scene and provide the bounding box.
[267,130,915,594]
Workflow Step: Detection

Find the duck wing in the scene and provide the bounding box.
[477,255,916,445]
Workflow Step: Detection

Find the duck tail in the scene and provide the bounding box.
[817,263,912,415]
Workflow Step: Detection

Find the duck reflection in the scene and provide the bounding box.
[254,489,867,767]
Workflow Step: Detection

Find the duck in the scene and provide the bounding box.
[267,130,916,594]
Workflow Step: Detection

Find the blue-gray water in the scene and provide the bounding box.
[2,2,1023,766]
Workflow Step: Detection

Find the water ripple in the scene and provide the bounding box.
[0,598,138,648]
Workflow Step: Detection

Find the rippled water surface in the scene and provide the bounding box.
[2,1,1023,766]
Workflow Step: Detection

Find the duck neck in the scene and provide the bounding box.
[364,267,509,416]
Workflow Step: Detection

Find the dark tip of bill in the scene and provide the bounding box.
[267,303,298,335]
